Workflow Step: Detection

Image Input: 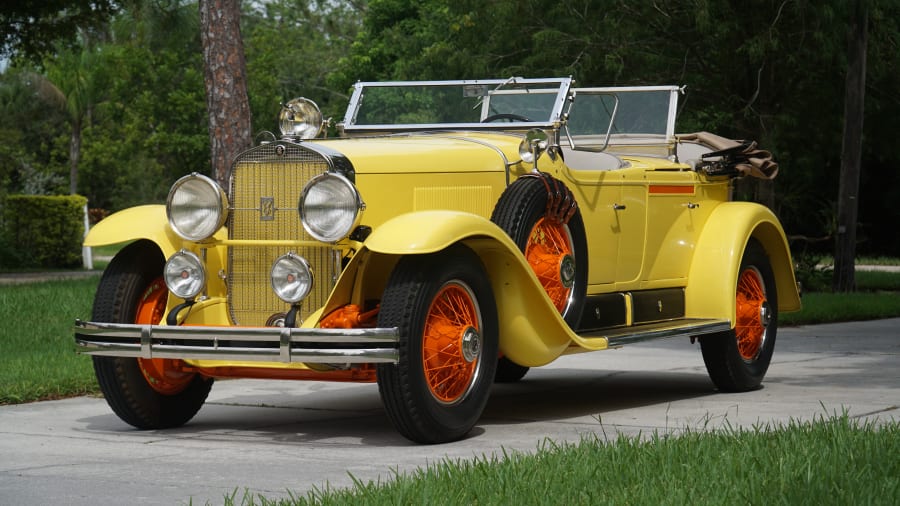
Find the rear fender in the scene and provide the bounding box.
[328,211,592,367]
[686,202,801,324]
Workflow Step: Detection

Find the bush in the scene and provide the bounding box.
[792,251,831,293]
[1,194,87,269]
[0,233,26,268]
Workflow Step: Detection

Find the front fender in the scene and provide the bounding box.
[363,210,506,254]
[85,205,229,304]
[686,202,801,324]
[84,205,183,257]
[335,210,593,367]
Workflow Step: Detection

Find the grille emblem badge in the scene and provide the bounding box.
[260,197,275,221]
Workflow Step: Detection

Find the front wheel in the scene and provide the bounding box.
[92,240,212,429]
[376,245,498,444]
[700,240,778,392]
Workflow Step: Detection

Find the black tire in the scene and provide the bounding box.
[91,240,212,429]
[490,176,588,382]
[376,245,499,444]
[700,240,778,392]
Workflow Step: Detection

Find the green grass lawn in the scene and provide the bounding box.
[0,276,99,404]
[781,291,900,326]
[781,270,900,326]
[226,414,898,506]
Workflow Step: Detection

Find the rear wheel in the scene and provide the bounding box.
[700,240,778,392]
[491,175,588,382]
[92,240,212,429]
[376,245,498,443]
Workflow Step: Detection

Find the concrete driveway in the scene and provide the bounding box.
[1,318,897,505]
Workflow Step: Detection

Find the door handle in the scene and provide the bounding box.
[613,203,626,210]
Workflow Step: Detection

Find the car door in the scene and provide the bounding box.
[565,86,683,288]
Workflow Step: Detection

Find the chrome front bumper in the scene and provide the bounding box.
[73,319,400,364]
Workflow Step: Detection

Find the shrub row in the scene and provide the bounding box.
[0,195,88,269]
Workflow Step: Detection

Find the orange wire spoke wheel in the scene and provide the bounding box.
[376,245,498,443]
[135,277,195,395]
[525,217,576,314]
[698,241,778,393]
[421,282,483,405]
[734,267,770,361]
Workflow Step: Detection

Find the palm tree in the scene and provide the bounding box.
[48,47,103,195]
[23,42,104,195]
[22,0,199,198]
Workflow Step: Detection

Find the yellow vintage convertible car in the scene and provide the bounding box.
[75,77,800,443]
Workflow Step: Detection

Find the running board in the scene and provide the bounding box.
[578,319,731,348]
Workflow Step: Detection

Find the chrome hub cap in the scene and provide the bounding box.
[461,327,481,363]
[559,254,576,288]
[760,301,772,328]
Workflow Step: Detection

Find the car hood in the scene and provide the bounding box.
[310,132,525,174]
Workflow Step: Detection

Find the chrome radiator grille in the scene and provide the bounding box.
[228,142,337,326]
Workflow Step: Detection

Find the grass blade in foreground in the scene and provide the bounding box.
[229,414,898,506]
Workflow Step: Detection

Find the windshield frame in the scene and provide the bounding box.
[339,77,573,134]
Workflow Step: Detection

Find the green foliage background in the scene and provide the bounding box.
[1,0,898,256]
[332,0,900,256]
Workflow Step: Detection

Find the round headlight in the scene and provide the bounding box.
[164,250,206,300]
[166,173,228,241]
[279,97,323,139]
[299,173,365,243]
[271,253,313,303]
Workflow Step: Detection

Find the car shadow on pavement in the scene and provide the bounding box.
[78,383,410,446]
[78,368,718,446]
[482,367,718,424]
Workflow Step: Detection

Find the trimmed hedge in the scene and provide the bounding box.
[1,195,88,269]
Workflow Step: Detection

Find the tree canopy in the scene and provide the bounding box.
[330,0,900,257]
[1,0,898,258]
[0,0,118,62]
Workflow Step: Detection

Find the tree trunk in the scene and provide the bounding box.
[833,1,868,292]
[198,0,252,190]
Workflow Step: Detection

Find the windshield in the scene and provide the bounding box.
[565,86,681,153]
[341,78,572,132]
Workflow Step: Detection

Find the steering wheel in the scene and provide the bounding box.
[481,113,532,123]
